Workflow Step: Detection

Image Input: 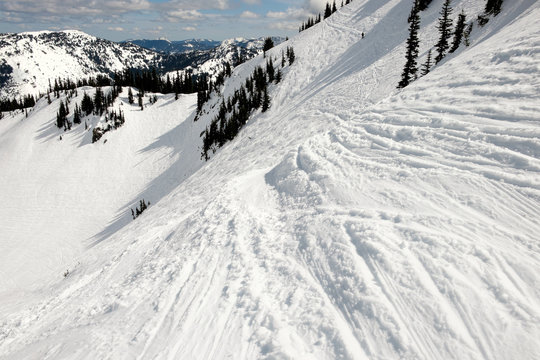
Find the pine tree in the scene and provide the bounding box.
[81,91,94,115]
[128,87,134,104]
[449,10,466,53]
[73,104,81,124]
[421,49,432,76]
[261,87,270,112]
[138,92,144,110]
[94,87,104,115]
[332,1,337,13]
[435,0,453,64]
[287,46,296,65]
[485,0,503,16]
[56,101,67,129]
[266,58,275,82]
[263,37,274,57]
[463,23,473,46]
[324,3,332,19]
[417,0,433,11]
[398,0,421,88]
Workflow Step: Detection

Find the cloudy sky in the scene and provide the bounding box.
[0,0,331,41]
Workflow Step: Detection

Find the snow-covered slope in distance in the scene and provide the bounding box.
[0,0,539,359]
[125,38,221,54]
[0,30,161,98]
[162,36,286,83]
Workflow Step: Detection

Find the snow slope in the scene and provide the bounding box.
[1,0,539,359]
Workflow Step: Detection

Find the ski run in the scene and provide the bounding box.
[0,0,539,359]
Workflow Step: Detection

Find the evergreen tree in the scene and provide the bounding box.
[263,37,274,56]
[128,87,134,104]
[449,10,466,53]
[56,101,67,128]
[417,0,433,11]
[276,68,282,84]
[287,46,296,65]
[332,1,337,13]
[485,0,503,16]
[261,87,270,112]
[324,3,332,19]
[435,0,453,64]
[94,87,104,115]
[138,91,144,110]
[81,91,94,115]
[73,104,81,124]
[266,58,275,83]
[398,0,421,88]
[463,22,473,46]
[421,49,433,76]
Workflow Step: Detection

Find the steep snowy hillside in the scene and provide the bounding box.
[0,0,539,359]
[0,30,161,98]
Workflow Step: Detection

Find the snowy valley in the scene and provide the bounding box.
[0,0,539,359]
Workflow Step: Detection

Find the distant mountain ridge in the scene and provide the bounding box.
[0,31,285,99]
[0,30,162,98]
[124,39,221,54]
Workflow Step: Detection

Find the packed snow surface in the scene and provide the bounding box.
[0,0,539,359]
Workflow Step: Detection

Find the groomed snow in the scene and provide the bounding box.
[0,0,539,359]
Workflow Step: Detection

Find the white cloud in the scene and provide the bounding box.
[107,26,124,32]
[166,9,204,21]
[0,0,152,16]
[269,21,301,31]
[242,0,260,4]
[240,10,259,19]
[182,26,197,31]
[267,7,309,21]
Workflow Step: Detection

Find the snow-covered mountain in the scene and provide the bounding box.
[125,39,221,54]
[0,30,161,98]
[164,36,287,82]
[0,32,284,100]
[0,0,539,359]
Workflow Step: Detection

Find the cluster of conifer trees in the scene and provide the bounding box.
[201,46,295,160]
[48,75,112,98]
[398,0,499,89]
[0,94,35,113]
[92,108,126,143]
[299,0,352,32]
[113,68,209,97]
[131,199,150,220]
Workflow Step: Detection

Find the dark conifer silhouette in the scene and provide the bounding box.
[398,0,421,88]
[449,10,467,53]
[485,0,503,16]
[421,49,433,76]
[128,87,134,104]
[56,101,67,128]
[435,0,453,64]
[324,3,332,19]
[417,0,433,11]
